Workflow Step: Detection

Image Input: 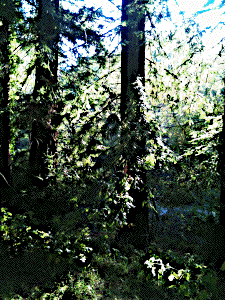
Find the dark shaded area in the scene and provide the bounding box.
[0,246,72,298]
[29,119,57,187]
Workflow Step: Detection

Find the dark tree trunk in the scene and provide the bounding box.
[51,0,59,91]
[120,0,149,249]
[121,0,145,121]
[33,0,59,97]
[219,81,225,226]
[29,119,49,186]
[50,0,60,176]
[0,17,11,194]
[30,0,60,186]
[216,79,225,269]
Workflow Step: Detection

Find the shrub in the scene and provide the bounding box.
[142,247,212,299]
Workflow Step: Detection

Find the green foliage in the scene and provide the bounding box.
[33,270,104,300]
[142,247,219,299]
[1,200,224,299]
[1,0,225,299]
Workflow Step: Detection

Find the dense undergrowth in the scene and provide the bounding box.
[1,149,224,299]
[1,183,225,300]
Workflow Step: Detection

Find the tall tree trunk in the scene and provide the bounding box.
[120,0,149,248]
[219,97,225,227]
[0,17,11,194]
[50,0,60,176]
[121,0,145,121]
[30,0,60,186]
[216,79,225,269]
[51,0,59,90]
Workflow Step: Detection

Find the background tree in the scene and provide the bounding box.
[119,0,149,247]
[11,0,108,187]
[217,77,225,269]
[0,0,22,195]
[0,11,11,189]
[28,0,60,185]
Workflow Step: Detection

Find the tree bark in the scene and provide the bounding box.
[219,80,225,225]
[30,0,60,186]
[51,0,59,91]
[216,79,225,269]
[219,100,225,226]
[0,17,11,193]
[121,0,145,121]
[120,0,149,248]
[50,0,60,176]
